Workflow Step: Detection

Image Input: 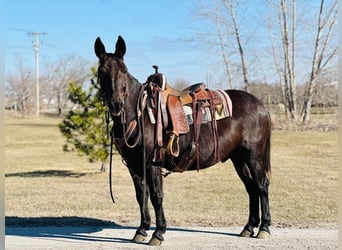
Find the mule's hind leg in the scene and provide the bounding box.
[254,168,271,239]
[230,149,260,237]
[129,169,151,242]
[246,154,271,239]
[249,137,271,239]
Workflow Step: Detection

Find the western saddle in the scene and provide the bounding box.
[145,65,231,172]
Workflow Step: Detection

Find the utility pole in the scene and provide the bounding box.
[28,32,46,116]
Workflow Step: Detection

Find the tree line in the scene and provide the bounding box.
[192,0,337,124]
[5,55,91,117]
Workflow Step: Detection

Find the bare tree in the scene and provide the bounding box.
[266,2,289,117]
[266,0,337,123]
[214,0,233,88]
[301,0,337,125]
[222,0,249,91]
[6,60,35,116]
[41,55,91,116]
[192,0,252,90]
[192,0,337,126]
[313,68,337,107]
[275,0,298,119]
[172,78,190,90]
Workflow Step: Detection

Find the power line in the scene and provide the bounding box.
[6,27,31,33]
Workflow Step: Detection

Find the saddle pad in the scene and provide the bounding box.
[216,90,232,117]
[183,90,232,125]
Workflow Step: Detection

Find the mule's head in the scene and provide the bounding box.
[94,36,128,116]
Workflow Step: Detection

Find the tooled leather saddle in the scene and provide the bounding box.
[145,65,232,172]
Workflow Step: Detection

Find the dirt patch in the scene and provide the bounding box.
[6,224,338,249]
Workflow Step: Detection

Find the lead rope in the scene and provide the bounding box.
[105,108,116,204]
[140,96,147,215]
[109,128,115,203]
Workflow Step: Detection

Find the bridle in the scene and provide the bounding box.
[117,85,146,149]
[99,69,148,204]
[100,69,146,148]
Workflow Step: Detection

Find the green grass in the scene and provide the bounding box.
[5,116,338,228]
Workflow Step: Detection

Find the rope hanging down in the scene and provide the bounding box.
[107,87,148,205]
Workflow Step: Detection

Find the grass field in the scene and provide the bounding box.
[5,115,338,228]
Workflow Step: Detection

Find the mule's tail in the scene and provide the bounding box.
[264,132,271,179]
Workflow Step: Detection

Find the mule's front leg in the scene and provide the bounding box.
[130,170,151,243]
[148,166,166,246]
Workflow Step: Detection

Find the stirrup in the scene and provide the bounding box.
[167,134,179,157]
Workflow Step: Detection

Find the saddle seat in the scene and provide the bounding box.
[146,67,208,106]
[164,82,207,106]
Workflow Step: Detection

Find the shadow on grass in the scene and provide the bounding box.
[5,216,240,243]
[6,122,58,128]
[5,170,90,178]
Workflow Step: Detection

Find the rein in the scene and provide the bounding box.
[106,84,148,204]
[119,85,146,148]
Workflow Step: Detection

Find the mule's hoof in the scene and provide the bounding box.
[257,230,270,239]
[240,229,253,238]
[132,233,147,243]
[149,236,163,246]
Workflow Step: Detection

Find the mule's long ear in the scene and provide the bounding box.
[114,35,126,59]
[95,37,106,59]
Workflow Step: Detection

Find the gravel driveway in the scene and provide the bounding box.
[5,224,337,249]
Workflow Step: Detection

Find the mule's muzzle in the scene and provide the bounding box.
[108,101,123,116]
[114,102,122,113]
